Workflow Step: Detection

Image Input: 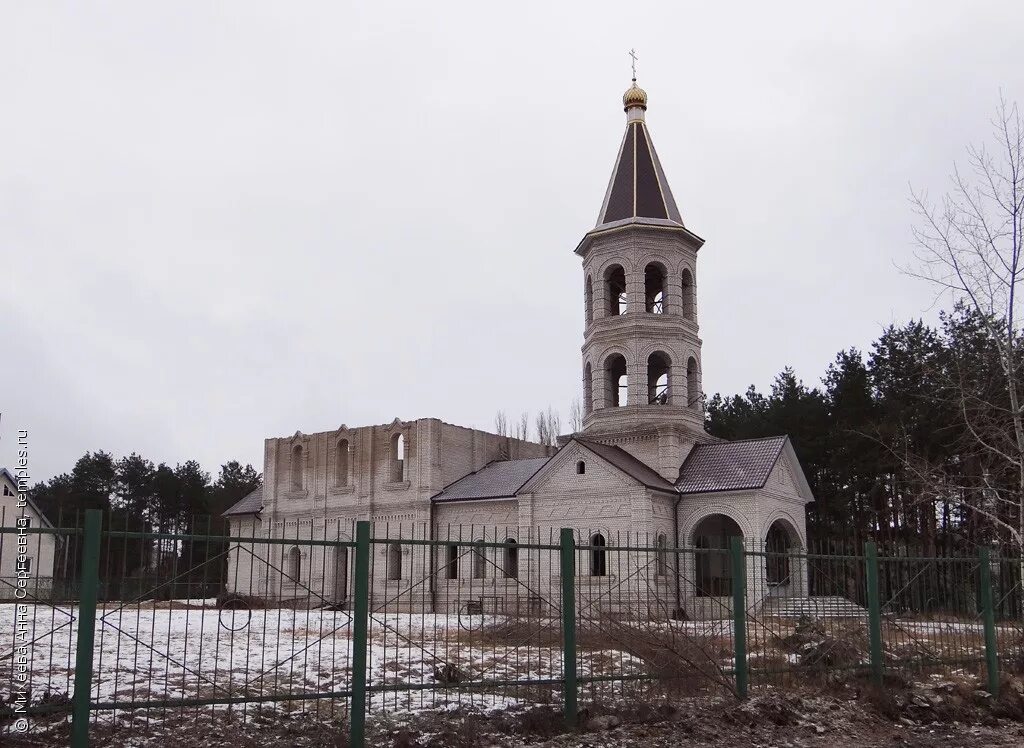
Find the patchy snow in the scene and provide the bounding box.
[1,601,1017,736]
[0,604,592,726]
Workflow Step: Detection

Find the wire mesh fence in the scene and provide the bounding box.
[0,510,1021,746]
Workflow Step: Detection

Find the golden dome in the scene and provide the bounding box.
[623,80,648,111]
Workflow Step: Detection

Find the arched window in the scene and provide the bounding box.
[336,439,349,486]
[656,533,668,576]
[687,357,700,409]
[605,354,628,407]
[503,539,518,578]
[583,363,593,416]
[446,544,459,579]
[387,542,402,581]
[287,546,301,582]
[681,269,695,320]
[590,533,607,577]
[391,433,405,482]
[766,521,794,585]
[605,265,627,316]
[644,263,667,314]
[291,445,304,490]
[692,514,743,596]
[647,351,671,405]
[585,275,594,324]
[472,541,486,579]
[576,460,586,475]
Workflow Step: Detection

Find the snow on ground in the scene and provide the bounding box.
[0,601,1018,733]
[0,603,644,724]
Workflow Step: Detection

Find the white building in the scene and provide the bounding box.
[223,79,815,619]
[0,467,56,600]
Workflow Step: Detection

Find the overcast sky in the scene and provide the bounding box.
[2,2,1023,483]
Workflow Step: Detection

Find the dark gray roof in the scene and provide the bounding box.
[675,436,788,494]
[596,120,683,228]
[223,485,263,516]
[576,440,677,493]
[432,458,550,502]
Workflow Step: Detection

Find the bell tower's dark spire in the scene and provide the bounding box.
[595,80,684,228]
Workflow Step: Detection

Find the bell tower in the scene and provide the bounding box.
[577,77,707,468]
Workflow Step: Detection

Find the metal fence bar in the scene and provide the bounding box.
[559,527,577,728]
[70,509,102,748]
[730,537,747,698]
[979,547,999,695]
[865,541,883,687]
[349,520,371,747]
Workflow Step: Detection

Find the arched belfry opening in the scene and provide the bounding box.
[647,351,671,405]
[585,275,594,324]
[681,268,695,320]
[692,514,743,596]
[605,265,627,316]
[605,354,628,407]
[644,263,667,314]
[686,357,700,409]
[583,363,593,416]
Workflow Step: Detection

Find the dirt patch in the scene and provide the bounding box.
[8,677,1024,747]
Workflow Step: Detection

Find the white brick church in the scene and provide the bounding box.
[223,78,815,619]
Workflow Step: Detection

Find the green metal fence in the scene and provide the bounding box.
[0,510,1022,746]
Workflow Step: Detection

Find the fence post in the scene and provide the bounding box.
[559,528,577,728]
[350,521,371,747]
[865,541,884,687]
[71,509,102,748]
[979,547,999,695]
[730,537,748,699]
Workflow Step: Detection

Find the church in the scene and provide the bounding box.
[223,77,815,620]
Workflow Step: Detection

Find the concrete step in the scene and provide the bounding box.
[761,596,867,618]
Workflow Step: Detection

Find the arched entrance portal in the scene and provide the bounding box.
[765,519,802,593]
[692,514,743,597]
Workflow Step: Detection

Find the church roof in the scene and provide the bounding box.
[675,436,789,494]
[432,457,551,502]
[575,439,677,493]
[595,97,684,228]
[223,485,263,516]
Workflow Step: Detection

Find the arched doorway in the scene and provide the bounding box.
[692,514,743,596]
[765,519,800,588]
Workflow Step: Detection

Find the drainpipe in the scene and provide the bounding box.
[673,491,683,619]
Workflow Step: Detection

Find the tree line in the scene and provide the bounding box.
[706,304,1019,555]
[28,453,260,590]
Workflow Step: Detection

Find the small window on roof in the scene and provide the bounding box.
[576,461,586,475]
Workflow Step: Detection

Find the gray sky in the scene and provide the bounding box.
[3,2,1023,483]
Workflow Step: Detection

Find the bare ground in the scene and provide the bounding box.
[6,677,1024,747]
